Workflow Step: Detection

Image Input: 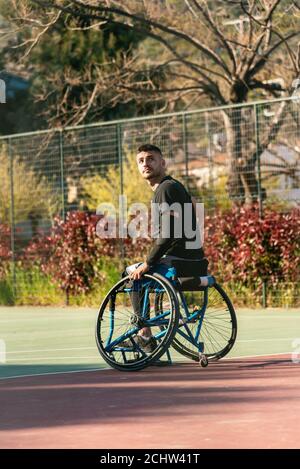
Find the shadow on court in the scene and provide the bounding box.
[0,358,299,434]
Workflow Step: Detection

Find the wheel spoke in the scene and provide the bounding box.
[96,274,179,370]
[172,284,237,360]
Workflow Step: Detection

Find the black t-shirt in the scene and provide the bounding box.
[146,175,204,266]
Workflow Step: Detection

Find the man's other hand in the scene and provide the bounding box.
[129,262,150,280]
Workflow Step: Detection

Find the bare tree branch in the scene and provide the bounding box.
[250,31,300,77]
[4,0,299,205]
[12,10,62,59]
[189,0,238,72]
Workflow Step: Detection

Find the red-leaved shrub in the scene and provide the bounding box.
[22,206,299,297]
[204,205,300,286]
[24,211,152,296]
[24,212,112,295]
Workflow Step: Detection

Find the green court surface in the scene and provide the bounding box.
[0,306,299,379]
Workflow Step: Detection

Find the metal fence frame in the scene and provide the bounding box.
[0,96,299,306]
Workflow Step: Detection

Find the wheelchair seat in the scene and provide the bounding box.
[171,258,209,291]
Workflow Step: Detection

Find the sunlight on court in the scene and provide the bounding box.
[0,306,299,379]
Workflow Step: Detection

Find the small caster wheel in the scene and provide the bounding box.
[199,355,208,368]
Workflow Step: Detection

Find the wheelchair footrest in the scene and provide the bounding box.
[177,275,215,291]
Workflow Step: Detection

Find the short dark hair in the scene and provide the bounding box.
[137,144,162,155]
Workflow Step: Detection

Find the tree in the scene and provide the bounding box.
[80,152,152,209]
[0,2,49,134]
[6,0,300,203]
[1,1,156,128]
[0,146,59,224]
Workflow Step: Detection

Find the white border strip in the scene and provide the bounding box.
[0,352,293,381]
[6,347,96,354]
[4,338,295,356]
[224,351,292,360]
[0,367,110,381]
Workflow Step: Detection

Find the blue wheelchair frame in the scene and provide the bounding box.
[104,263,215,363]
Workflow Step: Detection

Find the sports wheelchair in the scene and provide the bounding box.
[95,258,237,371]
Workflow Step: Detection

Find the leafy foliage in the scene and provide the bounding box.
[0,223,11,279]
[0,146,59,224]
[22,205,300,299]
[80,152,152,209]
[205,205,300,287]
[23,210,151,297]
[24,212,106,296]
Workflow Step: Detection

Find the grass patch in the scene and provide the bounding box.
[0,277,15,305]
[0,261,299,308]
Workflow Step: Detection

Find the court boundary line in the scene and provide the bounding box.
[6,347,96,354]
[223,351,292,360]
[5,356,101,362]
[0,367,110,381]
[0,351,293,381]
[4,337,298,356]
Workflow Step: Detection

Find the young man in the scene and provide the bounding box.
[125,143,204,352]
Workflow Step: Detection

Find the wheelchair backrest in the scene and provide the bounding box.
[171,258,210,291]
[171,258,209,277]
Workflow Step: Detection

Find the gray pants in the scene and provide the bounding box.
[125,255,200,318]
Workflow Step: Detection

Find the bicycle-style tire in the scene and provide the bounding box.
[95,273,179,371]
[170,283,237,362]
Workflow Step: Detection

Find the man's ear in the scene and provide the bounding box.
[161,158,166,168]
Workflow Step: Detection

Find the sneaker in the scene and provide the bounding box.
[135,335,157,353]
[119,335,157,353]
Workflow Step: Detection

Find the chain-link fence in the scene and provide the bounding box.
[0,96,299,306]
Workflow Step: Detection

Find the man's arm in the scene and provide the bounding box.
[146,211,176,266]
[146,183,183,266]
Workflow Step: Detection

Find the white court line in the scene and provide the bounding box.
[5,356,101,362]
[6,347,96,355]
[0,317,95,323]
[0,315,298,325]
[0,351,294,381]
[236,338,296,343]
[223,351,292,360]
[5,351,293,363]
[0,367,109,381]
[4,337,296,356]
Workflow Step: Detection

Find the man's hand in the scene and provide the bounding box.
[129,262,150,280]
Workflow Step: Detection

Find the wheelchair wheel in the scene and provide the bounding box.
[170,283,237,362]
[95,273,179,371]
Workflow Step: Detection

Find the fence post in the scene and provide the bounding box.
[182,114,189,185]
[59,129,66,221]
[254,104,263,218]
[8,138,16,300]
[59,130,68,304]
[117,123,125,268]
[254,104,267,307]
[205,111,215,207]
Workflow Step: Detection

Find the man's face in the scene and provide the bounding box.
[136,151,165,180]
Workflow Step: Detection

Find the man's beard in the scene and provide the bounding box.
[142,169,160,180]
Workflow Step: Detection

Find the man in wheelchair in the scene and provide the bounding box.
[124,143,206,352]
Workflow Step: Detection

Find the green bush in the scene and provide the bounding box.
[0,277,14,305]
[0,146,59,224]
[80,152,152,209]
[0,258,121,306]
